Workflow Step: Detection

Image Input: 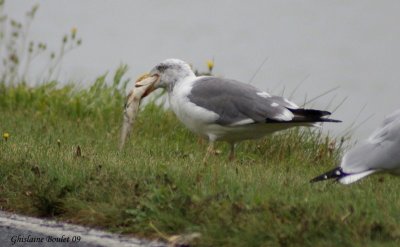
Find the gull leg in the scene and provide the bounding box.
[203,142,215,164]
[197,137,205,145]
[228,142,236,161]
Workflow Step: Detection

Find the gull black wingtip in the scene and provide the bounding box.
[321,118,342,123]
[287,109,342,123]
[310,167,346,183]
[309,173,330,183]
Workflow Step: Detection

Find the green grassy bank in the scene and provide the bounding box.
[1,75,400,247]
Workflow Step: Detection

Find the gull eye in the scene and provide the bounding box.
[156,64,168,72]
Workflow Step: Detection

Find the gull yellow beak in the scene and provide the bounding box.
[135,73,159,98]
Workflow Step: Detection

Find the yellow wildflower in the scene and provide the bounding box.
[206,60,214,71]
[3,132,9,141]
[71,27,77,39]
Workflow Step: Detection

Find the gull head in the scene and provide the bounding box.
[148,58,195,92]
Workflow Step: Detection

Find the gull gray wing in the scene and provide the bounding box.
[342,114,400,173]
[187,77,296,126]
[382,109,400,127]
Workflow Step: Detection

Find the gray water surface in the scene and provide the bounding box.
[5,0,400,139]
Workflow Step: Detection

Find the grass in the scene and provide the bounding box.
[1,70,400,247]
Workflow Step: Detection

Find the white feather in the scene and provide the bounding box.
[257,92,271,98]
[338,170,378,185]
[229,119,255,126]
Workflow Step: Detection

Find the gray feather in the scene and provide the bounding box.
[187,77,337,125]
[188,77,294,125]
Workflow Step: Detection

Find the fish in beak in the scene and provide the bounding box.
[119,74,158,150]
[134,73,159,97]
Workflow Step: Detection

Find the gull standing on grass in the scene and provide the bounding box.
[132,58,341,162]
[311,109,400,184]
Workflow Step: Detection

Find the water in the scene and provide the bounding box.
[5,0,400,140]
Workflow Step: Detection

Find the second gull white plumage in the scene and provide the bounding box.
[311,109,400,184]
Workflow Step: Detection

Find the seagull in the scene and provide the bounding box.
[311,109,400,184]
[135,58,341,161]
